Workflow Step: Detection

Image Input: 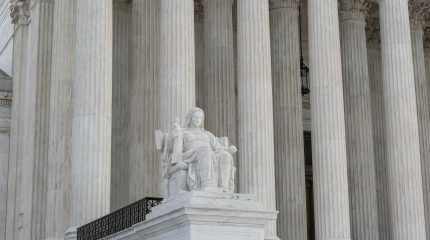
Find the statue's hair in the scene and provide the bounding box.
[184,107,205,128]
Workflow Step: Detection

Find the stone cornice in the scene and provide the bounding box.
[194,0,203,23]
[409,0,430,31]
[269,0,300,11]
[338,0,372,21]
[10,0,29,25]
[366,17,380,49]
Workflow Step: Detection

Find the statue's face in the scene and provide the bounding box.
[191,111,204,128]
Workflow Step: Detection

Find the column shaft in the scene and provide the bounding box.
[16,1,54,239]
[46,0,74,238]
[237,1,278,239]
[6,2,29,239]
[129,0,161,202]
[410,18,430,240]
[308,0,351,239]
[0,96,11,240]
[203,0,236,146]
[195,1,205,110]
[379,0,426,239]
[111,1,131,210]
[269,1,307,239]
[339,3,379,239]
[159,0,195,129]
[70,0,112,229]
[368,45,391,240]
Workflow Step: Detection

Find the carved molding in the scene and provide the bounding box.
[409,0,430,31]
[10,0,29,25]
[194,0,203,23]
[338,0,372,21]
[269,0,301,11]
[366,17,380,49]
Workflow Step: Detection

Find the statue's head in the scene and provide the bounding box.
[184,107,204,129]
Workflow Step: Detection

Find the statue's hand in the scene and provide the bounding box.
[228,145,237,154]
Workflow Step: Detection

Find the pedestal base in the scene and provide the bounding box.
[104,191,278,240]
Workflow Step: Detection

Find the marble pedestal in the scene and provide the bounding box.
[105,191,278,240]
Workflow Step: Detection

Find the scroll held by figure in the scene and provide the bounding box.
[155,107,237,200]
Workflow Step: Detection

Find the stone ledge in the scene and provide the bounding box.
[104,191,277,240]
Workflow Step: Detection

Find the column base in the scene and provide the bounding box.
[105,191,278,240]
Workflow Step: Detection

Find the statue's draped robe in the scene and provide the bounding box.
[180,129,234,191]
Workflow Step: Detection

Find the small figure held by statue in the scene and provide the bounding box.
[155,107,237,200]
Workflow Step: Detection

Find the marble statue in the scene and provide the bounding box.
[156,107,236,199]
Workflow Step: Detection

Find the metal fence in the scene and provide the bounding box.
[77,197,163,240]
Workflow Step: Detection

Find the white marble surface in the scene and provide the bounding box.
[236,1,278,239]
[368,45,391,240]
[339,1,379,239]
[111,1,131,211]
[129,0,162,204]
[308,0,351,239]
[45,0,74,238]
[379,0,426,239]
[203,0,236,151]
[104,191,277,240]
[70,0,112,230]
[269,1,308,240]
[410,8,430,240]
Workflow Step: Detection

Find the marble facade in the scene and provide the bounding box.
[1,0,430,240]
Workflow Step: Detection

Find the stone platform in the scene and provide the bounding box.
[104,191,277,240]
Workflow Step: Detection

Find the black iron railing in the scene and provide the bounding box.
[77,197,163,240]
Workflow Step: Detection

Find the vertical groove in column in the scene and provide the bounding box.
[426,49,430,112]
[203,0,236,146]
[46,0,74,238]
[29,1,54,239]
[308,1,351,239]
[269,1,307,240]
[367,43,391,240]
[194,0,205,110]
[129,0,161,202]
[379,0,426,239]
[237,1,278,239]
[159,0,195,129]
[338,3,379,240]
[71,0,112,227]
[111,1,131,211]
[410,16,430,240]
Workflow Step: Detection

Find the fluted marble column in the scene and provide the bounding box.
[6,2,29,239]
[159,0,195,129]
[129,0,161,203]
[366,17,391,240]
[379,0,426,239]
[46,0,74,238]
[269,1,307,240]
[0,94,11,240]
[68,0,112,234]
[111,0,131,211]
[308,1,351,239]
[194,0,205,109]
[203,0,236,146]
[426,48,430,110]
[338,1,379,239]
[236,1,278,239]
[409,3,430,239]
